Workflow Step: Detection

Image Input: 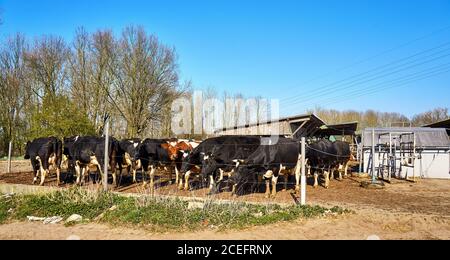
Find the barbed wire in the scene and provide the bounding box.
[305,144,353,158]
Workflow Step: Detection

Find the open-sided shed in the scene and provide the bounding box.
[214,114,326,139]
[214,113,358,140]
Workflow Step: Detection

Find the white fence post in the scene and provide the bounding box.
[301,137,306,206]
[372,129,376,183]
[359,131,364,173]
[7,141,12,173]
[103,121,110,192]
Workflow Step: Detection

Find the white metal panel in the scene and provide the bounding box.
[363,150,450,179]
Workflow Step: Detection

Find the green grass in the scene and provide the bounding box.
[0,194,16,224]
[0,189,351,232]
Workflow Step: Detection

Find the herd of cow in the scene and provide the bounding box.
[24,135,353,198]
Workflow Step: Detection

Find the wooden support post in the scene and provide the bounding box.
[7,141,12,174]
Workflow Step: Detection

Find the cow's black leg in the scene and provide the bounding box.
[39,156,50,186]
[329,166,333,181]
[31,159,39,185]
[114,160,122,188]
[141,160,149,187]
[112,164,119,188]
[283,174,289,191]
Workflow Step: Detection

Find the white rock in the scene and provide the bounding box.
[43,216,63,225]
[66,214,83,223]
[252,212,264,218]
[66,235,81,240]
[27,216,46,222]
[367,235,381,240]
[1,192,15,199]
[188,202,205,210]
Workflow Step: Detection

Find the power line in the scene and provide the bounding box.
[282,63,450,110]
[282,43,450,104]
[276,24,450,101]
[285,65,450,110]
[282,50,450,109]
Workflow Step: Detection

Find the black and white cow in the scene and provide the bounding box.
[306,139,351,188]
[179,136,236,191]
[135,138,171,191]
[68,136,119,186]
[231,137,302,198]
[24,137,63,186]
[62,136,79,175]
[332,140,352,180]
[198,136,262,194]
[118,138,142,183]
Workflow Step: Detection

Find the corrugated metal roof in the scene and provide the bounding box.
[214,113,325,132]
[423,118,450,136]
[316,121,359,136]
[362,127,450,148]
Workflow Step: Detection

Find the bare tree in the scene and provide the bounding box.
[0,34,31,155]
[25,35,69,99]
[412,107,449,126]
[109,26,181,137]
[69,27,91,115]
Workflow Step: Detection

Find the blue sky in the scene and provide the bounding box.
[0,0,449,117]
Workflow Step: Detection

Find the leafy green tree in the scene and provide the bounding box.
[29,94,96,140]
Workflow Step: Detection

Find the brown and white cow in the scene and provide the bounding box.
[161,138,194,187]
[136,138,195,191]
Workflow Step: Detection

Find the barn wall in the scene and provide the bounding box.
[363,150,450,179]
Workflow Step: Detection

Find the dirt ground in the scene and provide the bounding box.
[1,160,449,240]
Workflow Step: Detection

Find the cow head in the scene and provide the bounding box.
[133,141,145,162]
[126,141,141,163]
[200,154,218,179]
[177,141,194,159]
[231,165,258,195]
[180,154,192,173]
[162,139,194,161]
[161,143,178,161]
